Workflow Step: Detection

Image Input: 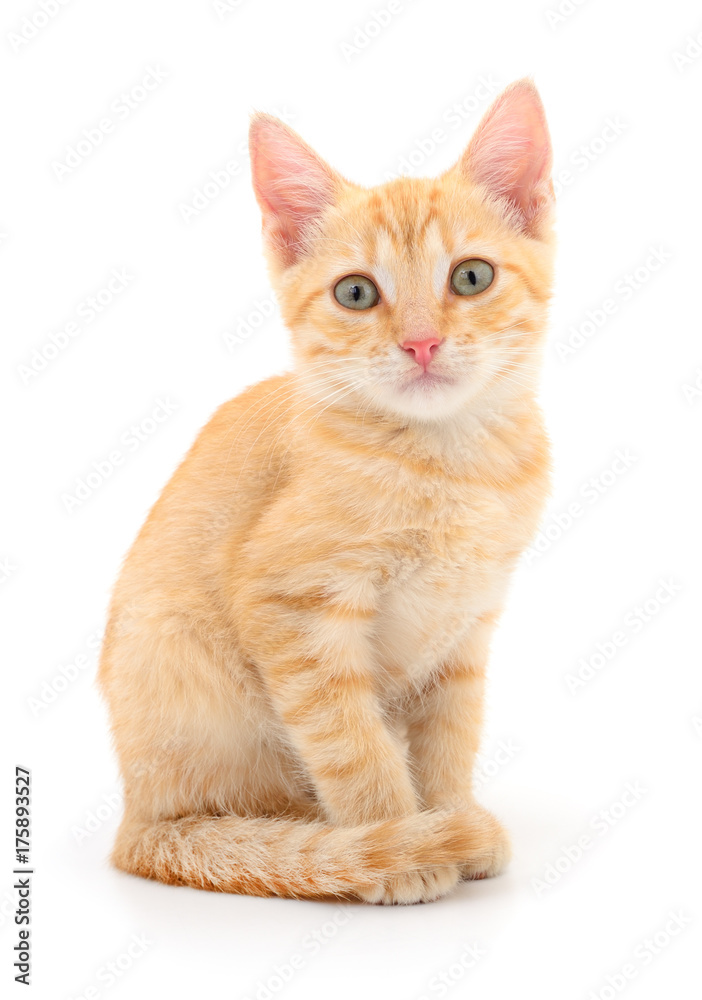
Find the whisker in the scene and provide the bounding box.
[268,380,366,491]
[220,364,368,479]
[243,372,367,480]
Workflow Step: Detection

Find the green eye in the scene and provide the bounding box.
[450,259,494,296]
[334,275,379,310]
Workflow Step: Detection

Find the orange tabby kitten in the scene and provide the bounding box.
[98,79,555,904]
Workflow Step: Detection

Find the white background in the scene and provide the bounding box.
[3,0,701,997]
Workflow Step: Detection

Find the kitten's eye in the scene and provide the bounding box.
[334,275,379,310]
[450,259,494,296]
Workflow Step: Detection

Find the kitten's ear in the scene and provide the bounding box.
[456,79,554,236]
[249,114,342,267]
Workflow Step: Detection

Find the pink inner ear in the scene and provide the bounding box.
[463,81,553,228]
[249,115,338,264]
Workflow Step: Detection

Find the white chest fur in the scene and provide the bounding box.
[369,480,527,693]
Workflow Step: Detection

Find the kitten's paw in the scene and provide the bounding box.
[459,805,511,881]
[358,865,461,905]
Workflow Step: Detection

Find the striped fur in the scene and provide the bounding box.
[98,80,555,904]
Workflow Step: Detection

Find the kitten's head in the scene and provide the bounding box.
[249,79,555,424]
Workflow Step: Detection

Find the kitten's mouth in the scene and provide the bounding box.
[402,369,454,390]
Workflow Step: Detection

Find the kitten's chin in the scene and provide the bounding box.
[373,374,476,423]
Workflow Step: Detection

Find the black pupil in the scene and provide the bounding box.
[467,270,477,285]
[350,284,361,301]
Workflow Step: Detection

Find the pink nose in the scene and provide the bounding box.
[400,337,441,369]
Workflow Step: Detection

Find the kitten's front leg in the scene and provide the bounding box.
[239,588,463,902]
[241,589,421,826]
[406,614,511,880]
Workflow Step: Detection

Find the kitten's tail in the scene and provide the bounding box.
[112,809,502,901]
